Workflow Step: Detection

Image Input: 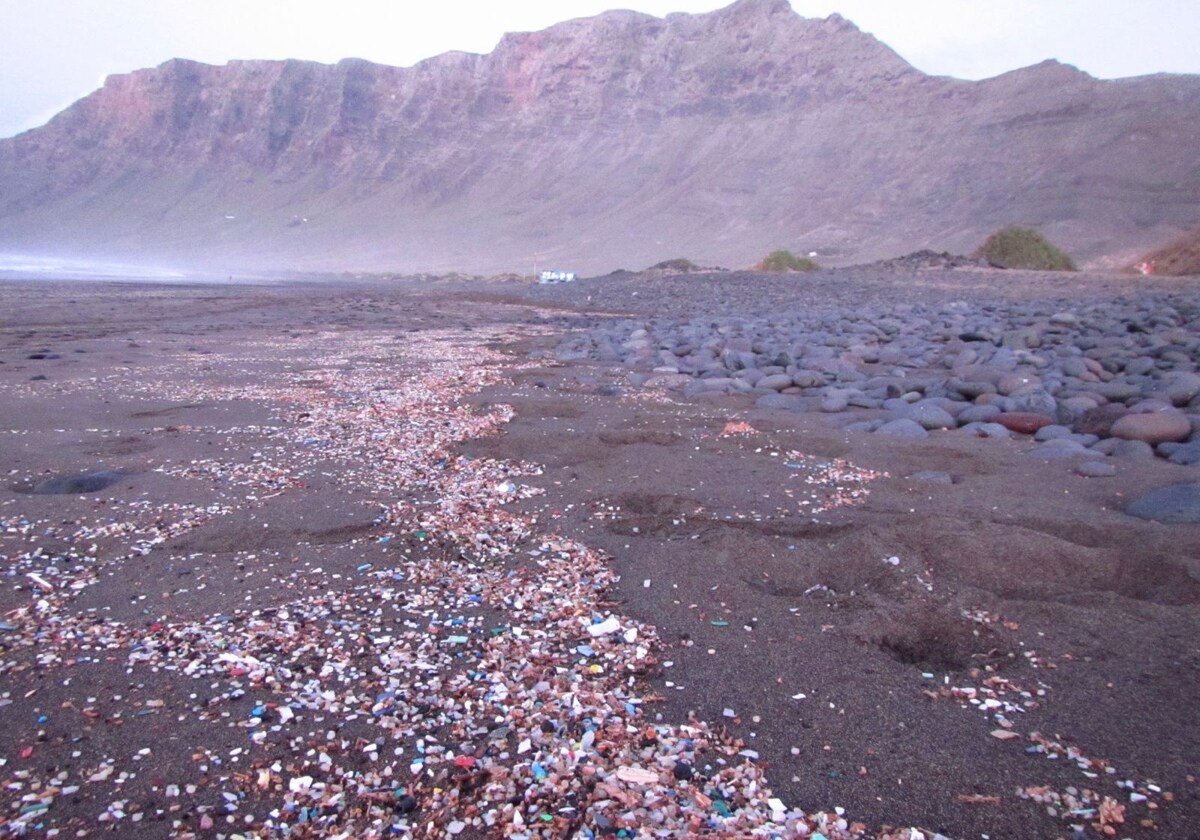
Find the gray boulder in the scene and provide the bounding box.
[1126,483,1200,523]
[876,418,930,439]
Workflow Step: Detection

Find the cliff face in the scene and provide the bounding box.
[1,0,1197,274]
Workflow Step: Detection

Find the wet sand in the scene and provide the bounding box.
[1,274,1198,839]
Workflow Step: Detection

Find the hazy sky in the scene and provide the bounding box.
[2,0,1198,139]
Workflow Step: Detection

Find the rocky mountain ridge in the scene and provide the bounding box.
[1,0,1197,274]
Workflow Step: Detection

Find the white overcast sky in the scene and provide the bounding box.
[1,0,1198,139]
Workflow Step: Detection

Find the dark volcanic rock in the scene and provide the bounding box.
[1072,404,1130,437]
[863,250,991,271]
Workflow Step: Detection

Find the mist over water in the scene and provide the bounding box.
[0,253,189,281]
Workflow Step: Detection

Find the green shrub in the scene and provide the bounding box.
[649,257,701,272]
[756,250,819,272]
[973,227,1076,271]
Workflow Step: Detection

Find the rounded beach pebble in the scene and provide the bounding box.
[1125,483,1200,523]
[994,412,1054,434]
[1109,411,1192,445]
[876,418,929,439]
[1075,461,1116,478]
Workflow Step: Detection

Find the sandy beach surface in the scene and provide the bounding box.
[1,271,1198,840]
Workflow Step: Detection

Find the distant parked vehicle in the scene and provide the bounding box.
[538,269,576,284]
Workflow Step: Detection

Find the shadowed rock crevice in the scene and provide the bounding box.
[12,469,131,495]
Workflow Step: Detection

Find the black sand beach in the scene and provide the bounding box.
[1,271,1199,839]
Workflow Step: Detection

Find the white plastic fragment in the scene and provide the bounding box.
[587,616,621,637]
[26,572,54,592]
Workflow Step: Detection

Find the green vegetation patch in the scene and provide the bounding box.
[973,227,1076,271]
[755,250,820,272]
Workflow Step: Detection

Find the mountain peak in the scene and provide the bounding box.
[985,57,1094,86]
[823,12,859,31]
[722,0,795,16]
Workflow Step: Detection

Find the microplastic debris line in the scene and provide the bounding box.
[0,327,943,839]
